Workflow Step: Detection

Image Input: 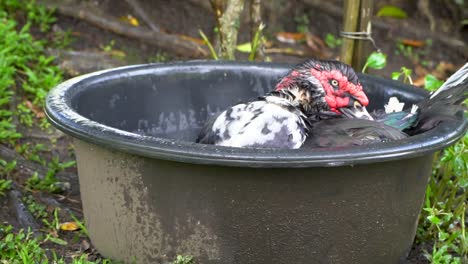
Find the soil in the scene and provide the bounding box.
[1,0,466,263]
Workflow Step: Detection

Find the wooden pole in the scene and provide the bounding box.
[340,0,361,66]
[353,0,374,70]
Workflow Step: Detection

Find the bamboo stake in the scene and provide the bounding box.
[353,0,374,70]
[340,0,361,66]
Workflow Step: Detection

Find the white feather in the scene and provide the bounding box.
[384,97,405,113]
[211,98,307,149]
[430,63,468,99]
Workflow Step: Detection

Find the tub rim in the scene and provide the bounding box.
[45,60,468,168]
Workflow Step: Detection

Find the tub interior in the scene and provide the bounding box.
[70,64,429,142]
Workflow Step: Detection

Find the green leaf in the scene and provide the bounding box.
[377,6,408,19]
[45,235,68,245]
[459,177,468,188]
[438,231,450,241]
[391,71,401,80]
[249,23,265,61]
[424,74,444,91]
[60,160,76,169]
[401,67,412,76]
[427,215,441,225]
[236,42,252,53]
[362,52,387,72]
[325,33,342,48]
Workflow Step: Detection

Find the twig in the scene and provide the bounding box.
[417,0,436,32]
[46,49,126,76]
[38,193,81,216]
[9,187,42,237]
[38,0,208,58]
[124,0,160,32]
[218,0,246,60]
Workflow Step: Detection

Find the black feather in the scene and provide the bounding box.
[406,79,467,135]
[303,118,408,148]
[294,58,360,85]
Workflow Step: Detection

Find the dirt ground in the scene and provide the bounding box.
[2,0,467,263]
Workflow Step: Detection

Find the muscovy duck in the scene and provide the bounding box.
[275,58,374,120]
[303,63,468,148]
[196,59,372,149]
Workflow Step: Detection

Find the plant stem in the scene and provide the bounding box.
[362,62,368,73]
[199,30,219,60]
[249,23,264,61]
[249,0,264,61]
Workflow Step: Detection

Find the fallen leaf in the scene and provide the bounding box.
[414,65,429,77]
[108,50,126,59]
[60,222,80,231]
[265,48,305,56]
[305,32,326,52]
[236,42,252,53]
[413,76,425,87]
[80,239,91,252]
[377,6,408,19]
[401,39,425,48]
[434,62,456,79]
[119,15,139,27]
[24,100,45,118]
[276,32,306,44]
[177,35,205,45]
[49,229,58,237]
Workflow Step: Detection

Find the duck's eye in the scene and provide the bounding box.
[330,79,339,86]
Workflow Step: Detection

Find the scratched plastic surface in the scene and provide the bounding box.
[70,64,427,142]
[70,66,281,141]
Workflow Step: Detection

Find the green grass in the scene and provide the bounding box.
[171,255,195,264]
[0,159,15,196]
[0,1,112,262]
[0,0,62,145]
[0,224,116,264]
[417,134,468,263]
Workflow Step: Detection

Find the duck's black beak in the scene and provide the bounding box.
[339,101,374,120]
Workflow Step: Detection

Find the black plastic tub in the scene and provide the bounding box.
[45,61,467,264]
